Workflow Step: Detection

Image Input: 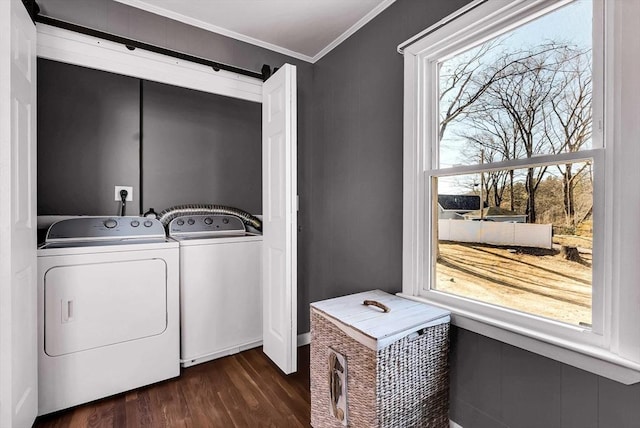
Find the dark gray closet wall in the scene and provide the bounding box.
[37,58,140,215]
[37,60,261,217]
[141,81,261,214]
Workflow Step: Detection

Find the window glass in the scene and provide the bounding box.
[433,161,593,326]
[437,0,593,168]
[431,0,595,326]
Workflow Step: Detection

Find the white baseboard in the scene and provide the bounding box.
[181,340,262,367]
[297,332,311,346]
[450,420,463,428]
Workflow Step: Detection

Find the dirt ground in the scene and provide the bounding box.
[436,238,592,326]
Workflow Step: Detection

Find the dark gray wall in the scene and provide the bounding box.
[308,0,470,305]
[37,58,140,216]
[141,81,261,213]
[311,0,640,427]
[450,326,640,428]
[37,0,314,332]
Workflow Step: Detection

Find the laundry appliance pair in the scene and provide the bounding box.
[37,211,262,415]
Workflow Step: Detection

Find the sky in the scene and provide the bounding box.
[505,0,593,48]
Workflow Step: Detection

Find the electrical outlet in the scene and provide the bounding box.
[114,186,133,201]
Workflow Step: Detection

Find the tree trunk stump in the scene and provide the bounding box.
[561,245,582,262]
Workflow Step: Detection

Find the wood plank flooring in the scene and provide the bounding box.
[34,346,311,428]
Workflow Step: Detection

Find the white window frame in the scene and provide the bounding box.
[401,0,640,384]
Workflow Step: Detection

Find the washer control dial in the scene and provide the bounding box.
[104,219,118,229]
[143,220,153,227]
[130,220,140,227]
[176,219,185,226]
[204,217,213,225]
[187,218,195,225]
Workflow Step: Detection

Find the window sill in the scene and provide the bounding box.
[397,293,640,385]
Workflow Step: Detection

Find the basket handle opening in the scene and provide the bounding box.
[363,300,391,313]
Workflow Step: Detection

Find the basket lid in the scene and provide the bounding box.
[311,290,450,350]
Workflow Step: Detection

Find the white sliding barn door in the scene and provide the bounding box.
[262,64,297,374]
[0,0,38,426]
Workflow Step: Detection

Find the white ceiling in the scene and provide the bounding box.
[114,0,396,63]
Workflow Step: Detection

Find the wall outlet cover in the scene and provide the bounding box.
[114,186,133,201]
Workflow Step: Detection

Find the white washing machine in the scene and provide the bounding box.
[37,216,180,415]
[168,214,262,367]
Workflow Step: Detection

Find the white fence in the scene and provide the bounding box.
[438,219,553,249]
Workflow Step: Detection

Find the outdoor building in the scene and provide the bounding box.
[437,194,483,220]
[462,206,528,223]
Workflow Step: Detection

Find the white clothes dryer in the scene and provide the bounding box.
[37,216,179,415]
[168,214,262,367]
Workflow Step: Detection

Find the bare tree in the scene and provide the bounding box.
[439,40,567,142]
[438,41,501,140]
[461,46,558,222]
[460,136,510,207]
[544,47,593,226]
[458,105,523,210]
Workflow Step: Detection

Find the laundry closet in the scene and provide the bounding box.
[32,21,298,415]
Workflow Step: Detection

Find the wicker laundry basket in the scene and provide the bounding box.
[310,290,450,428]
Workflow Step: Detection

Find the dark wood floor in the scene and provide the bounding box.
[34,346,311,428]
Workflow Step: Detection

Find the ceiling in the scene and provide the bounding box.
[114,0,396,63]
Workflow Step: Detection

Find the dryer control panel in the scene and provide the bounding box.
[45,216,166,242]
[168,214,246,238]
